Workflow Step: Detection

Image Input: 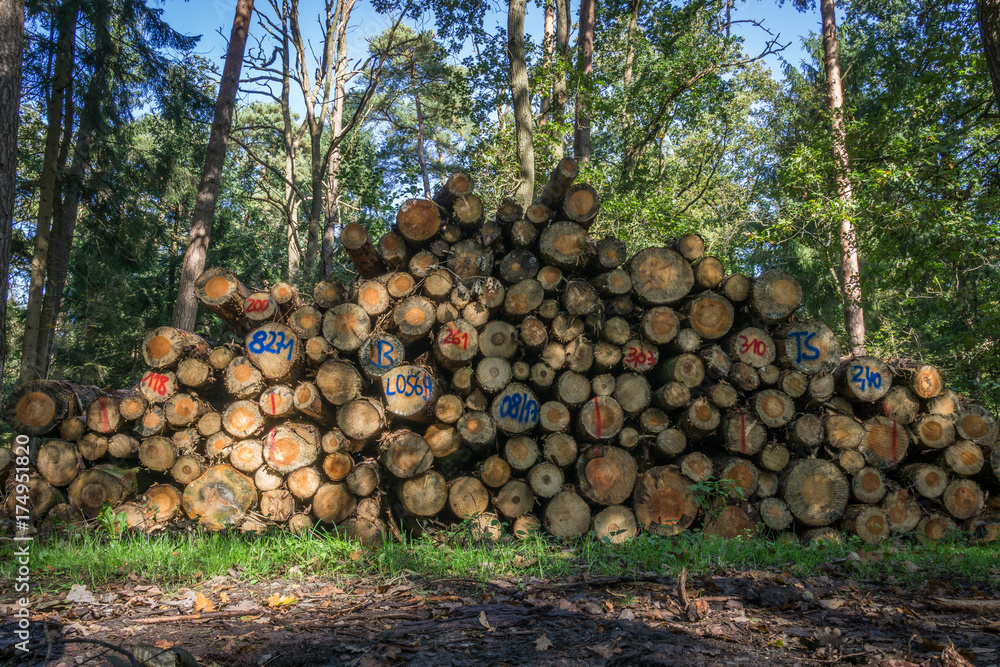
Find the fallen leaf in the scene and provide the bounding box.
[220,592,230,604]
[154,640,174,650]
[65,584,97,605]
[535,634,553,652]
[818,598,845,610]
[195,592,215,613]
[590,642,621,659]
[266,594,298,607]
[349,550,362,561]
[478,611,495,632]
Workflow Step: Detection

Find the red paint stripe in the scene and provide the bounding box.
[270,393,278,415]
[98,398,110,431]
[890,420,898,463]
[740,413,747,455]
[594,397,603,439]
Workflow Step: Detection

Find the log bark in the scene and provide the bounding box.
[396,198,441,245]
[192,268,252,336]
[342,223,386,278]
[633,466,698,536]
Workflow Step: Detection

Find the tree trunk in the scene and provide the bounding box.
[279,0,301,284]
[551,0,570,160]
[978,0,1000,110]
[173,0,255,332]
[573,0,594,163]
[539,0,554,125]
[0,0,25,391]
[20,0,77,382]
[322,0,354,280]
[820,0,865,355]
[508,0,535,208]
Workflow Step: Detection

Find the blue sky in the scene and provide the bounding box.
[160,0,822,86]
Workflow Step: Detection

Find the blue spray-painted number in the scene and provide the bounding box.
[851,365,882,392]
[249,330,295,361]
[374,340,395,368]
[499,392,539,424]
[788,331,821,363]
[385,371,433,399]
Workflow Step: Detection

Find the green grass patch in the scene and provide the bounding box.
[2,524,997,594]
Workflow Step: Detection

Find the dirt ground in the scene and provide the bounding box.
[3,563,999,667]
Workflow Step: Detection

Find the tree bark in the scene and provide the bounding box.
[20,0,78,382]
[552,0,570,160]
[820,0,865,355]
[539,0,554,126]
[508,0,535,208]
[0,0,25,391]
[174,0,255,332]
[573,0,594,163]
[979,0,1000,109]
[38,3,115,376]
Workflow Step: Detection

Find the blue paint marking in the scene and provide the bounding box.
[384,370,433,398]
[788,331,820,363]
[374,340,395,368]
[851,365,882,392]
[499,392,539,424]
[249,330,294,361]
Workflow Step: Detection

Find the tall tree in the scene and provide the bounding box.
[819,0,865,355]
[978,0,1000,108]
[574,0,594,163]
[0,0,25,391]
[508,0,534,206]
[173,0,255,332]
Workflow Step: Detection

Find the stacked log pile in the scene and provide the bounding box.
[4,161,999,546]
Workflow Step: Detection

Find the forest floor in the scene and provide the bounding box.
[2,530,999,666]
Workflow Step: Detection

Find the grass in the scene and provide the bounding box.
[1,521,997,594]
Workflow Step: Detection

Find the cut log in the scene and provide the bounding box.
[835,449,866,475]
[560,183,600,226]
[851,466,887,504]
[778,369,808,399]
[503,279,545,318]
[727,327,776,369]
[539,222,592,270]
[504,435,539,471]
[653,428,687,457]
[223,356,265,399]
[633,466,699,536]
[288,467,323,500]
[450,239,494,284]
[902,462,949,499]
[434,395,465,425]
[456,410,496,450]
[719,273,751,303]
[164,393,207,428]
[260,489,295,523]
[613,373,652,415]
[706,382,739,409]
[628,247,694,305]
[859,416,908,469]
[839,505,889,545]
[222,400,266,439]
[576,445,637,505]
[135,405,167,437]
[342,223,387,278]
[314,280,348,308]
[245,323,300,382]
[543,489,591,539]
[4,380,102,436]
[543,432,579,467]
[292,381,333,425]
[479,454,511,488]
[788,413,824,447]
[590,269,632,298]
[941,479,984,521]
[379,430,433,479]
[346,461,380,497]
[753,390,795,428]
[536,157,580,208]
[378,231,411,269]
[758,442,790,473]
[244,291,278,322]
[168,455,202,486]
[108,433,139,458]
[685,292,734,340]
[955,403,998,445]
[676,451,710,482]
[66,468,124,518]
[77,433,107,460]
[37,440,80,487]
[423,422,460,458]
[337,399,385,442]
[194,268,252,335]
[751,269,802,323]
[881,488,922,533]
[479,321,519,359]
[937,440,984,476]
[229,440,264,475]
[680,398,720,439]
[139,436,176,472]
[758,364,780,385]
[323,303,371,352]
[653,381,691,411]
[382,365,440,423]
[526,462,563,498]
[486,383,540,435]
[915,513,958,542]
[423,268,454,301]
[142,327,210,370]
[495,479,533,518]
[172,428,200,454]
[117,392,147,422]
[835,357,892,403]
[824,414,864,451]
[176,358,212,390]
[781,459,849,527]
[139,369,178,404]
[315,360,363,406]
[313,482,357,523]
[760,497,793,531]
[888,359,944,399]
[773,320,840,375]
[589,505,637,543]
[449,476,489,519]
[86,396,122,435]
[396,198,442,244]
[264,424,319,474]
[911,414,956,449]
[563,280,601,316]
[719,458,760,499]
[477,357,513,393]
[433,319,479,369]
[205,432,234,459]
[722,413,766,456]
[577,396,625,442]
[356,280,391,316]
[704,504,756,539]
[400,470,448,517]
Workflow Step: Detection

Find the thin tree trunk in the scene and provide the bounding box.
[552,0,570,161]
[0,0,25,391]
[574,0,594,164]
[20,0,77,382]
[414,90,432,198]
[37,4,115,376]
[978,0,1000,109]
[173,0,255,332]
[624,0,639,88]
[539,0,554,127]
[820,0,865,355]
[508,0,535,208]
[322,0,353,280]
[279,0,301,285]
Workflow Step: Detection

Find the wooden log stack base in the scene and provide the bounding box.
[5,165,997,545]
